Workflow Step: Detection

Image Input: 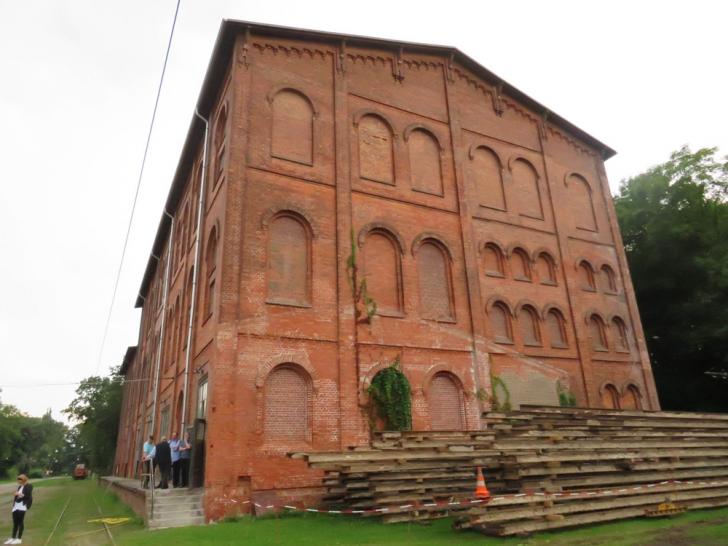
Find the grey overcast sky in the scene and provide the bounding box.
[1,0,726,420]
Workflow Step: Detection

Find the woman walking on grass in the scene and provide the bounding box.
[5,474,32,545]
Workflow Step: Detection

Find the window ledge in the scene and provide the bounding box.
[513,276,532,283]
[524,341,543,347]
[494,337,514,345]
[485,271,505,278]
[376,310,406,319]
[550,343,569,349]
[582,286,597,292]
[593,347,609,352]
[540,280,558,287]
[423,316,457,324]
[266,299,312,309]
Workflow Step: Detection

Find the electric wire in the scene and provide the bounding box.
[95,0,182,374]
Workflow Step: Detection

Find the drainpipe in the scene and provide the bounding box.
[180,109,210,437]
[150,211,175,437]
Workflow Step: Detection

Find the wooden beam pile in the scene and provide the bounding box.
[290,406,728,532]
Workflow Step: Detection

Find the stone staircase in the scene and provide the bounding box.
[147,487,205,530]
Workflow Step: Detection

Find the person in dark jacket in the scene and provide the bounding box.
[5,474,32,544]
[154,436,172,489]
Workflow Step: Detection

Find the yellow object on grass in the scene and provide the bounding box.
[87,517,132,525]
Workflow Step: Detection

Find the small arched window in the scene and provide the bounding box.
[407,129,443,195]
[511,158,543,220]
[621,384,642,410]
[267,213,311,306]
[589,314,608,351]
[483,243,505,277]
[567,174,598,232]
[578,261,596,291]
[612,317,630,352]
[271,89,314,165]
[535,252,557,285]
[204,227,218,320]
[490,302,513,343]
[428,373,465,431]
[416,241,454,321]
[213,104,228,186]
[510,248,531,281]
[546,309,567,348]
[470,146,506,210]
[601,384,620,409]
[264,364,311,441]
[600,264,618,293]
[518,305,541,346]
[362,230,403,315]
[358,114,395,184]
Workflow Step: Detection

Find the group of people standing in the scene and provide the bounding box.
[141,432,191,489]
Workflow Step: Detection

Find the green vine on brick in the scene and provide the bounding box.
[489,373,512,412]
[347,229,377,323]
[367,357,412,431]
[557,381,577,407]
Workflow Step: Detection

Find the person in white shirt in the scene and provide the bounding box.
[4,474,32,545]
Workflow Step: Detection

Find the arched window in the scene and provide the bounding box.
[428,373,464,430]
[600,264,618,293]
[578,261,596,291]
[567,174,598,232]
[621,384,642,410]
[588,314,608,351]
[271,89,314,165]
[204,227,218,320]
[518,305,541,346]
[601,384,620,409]
[612,317,630,351]
[264,364,311,441]
[267,213,311,306]
[483,243,505,277]
[510,248,531,281]
[470,146,506,210]
[535,252,557,285]
[182,267,194,349]
[407,129,442,195]
[416,241,454,321]
[511,158,543,219]
[490,302,513,343]
[362,230,403,315]
[213,104,228,186]
[358,114,394,184]
[546,309,567,348]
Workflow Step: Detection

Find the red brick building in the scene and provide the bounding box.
[113,20,659,519]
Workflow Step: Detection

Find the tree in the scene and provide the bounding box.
[63,370,123,474]
[615,146,728,411]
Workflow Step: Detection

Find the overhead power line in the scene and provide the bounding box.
[95,0,182,373]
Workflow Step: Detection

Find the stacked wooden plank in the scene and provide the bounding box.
[290,406,728,532]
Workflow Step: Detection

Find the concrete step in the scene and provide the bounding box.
[148,497,201,508]
[150,505,203,517]
[149,514,206,530]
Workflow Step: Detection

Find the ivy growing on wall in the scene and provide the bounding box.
[347,229,377,323]
[367,357,412,431]
[489,374,512,412]
[557,381,577,407]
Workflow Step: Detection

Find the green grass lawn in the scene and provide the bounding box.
[2,479,728,545]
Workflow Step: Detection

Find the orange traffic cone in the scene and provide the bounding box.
[475,466,491,500]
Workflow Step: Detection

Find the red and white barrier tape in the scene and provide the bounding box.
[213,478,728,515]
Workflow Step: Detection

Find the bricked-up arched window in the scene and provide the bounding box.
[600,264,618,293]
[267,213,311,306]
[510,248,531,281]
[588,314,608,351]
[182,267,194,350]
[511,158,543,219]
[535,252,557,285]
[546,309,567,348]
[567,174,598,232]
[212,104,228,187]
[358,114,395,185]
[490,302,513,343]
[518,305,541,346]
[621,384,642,410]
[483,243,505,277]
[470,146,506,210]
[601,383,620,409]
[204,227,218,320]
[264,364,311,442]
[271,89,314,165]
[578,260,596,291]
[428,373,464,430]
[612,317,630,352]
[416,241,454,321]
[362,230,403,316]
[407,128,442,195]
